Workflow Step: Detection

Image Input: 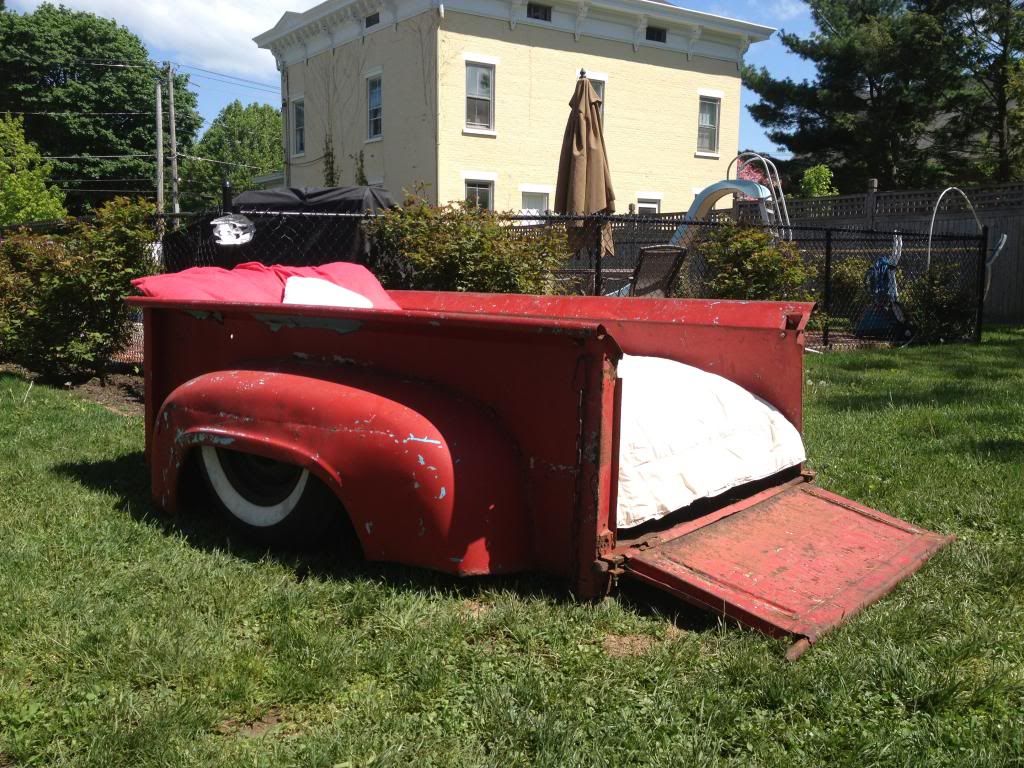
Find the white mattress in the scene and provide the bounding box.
[616,354,806,528]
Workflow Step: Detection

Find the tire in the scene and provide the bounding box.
[198,445,338,545]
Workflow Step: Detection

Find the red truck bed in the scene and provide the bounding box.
[129,291,951,656]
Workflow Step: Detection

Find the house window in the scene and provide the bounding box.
[637,198,660,215]
[521,191,549,214]
[527,3,552,21]
[697,96,720,154]
[465,180,493,210]
[591,78,606,118]
[367,76,382,139]
[292,99,305,156]
[364,11,380,28]
[466,63,494,130]
[646,26,667,43]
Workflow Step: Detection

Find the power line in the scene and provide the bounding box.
[59,188,155,195]
[4,110,153,116]
[80,61,155,70]
[179,152,263,170]
[43,154,155,160]
[53,178,155,182]
[183,72,278,95]
[171,63,278,90]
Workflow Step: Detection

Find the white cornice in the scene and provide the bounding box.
[255,0,772,69]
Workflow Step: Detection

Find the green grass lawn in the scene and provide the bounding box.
[2,329,1023,767]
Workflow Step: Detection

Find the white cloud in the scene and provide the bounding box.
[764,0,806,22]
[9,0,319,81]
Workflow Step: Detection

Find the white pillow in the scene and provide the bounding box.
[282,276,375,308]
[616,355,806,529]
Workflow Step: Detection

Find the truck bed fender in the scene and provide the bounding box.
[151,366,532,576]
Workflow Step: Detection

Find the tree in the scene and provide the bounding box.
[0,114,66,226]
[0,4,201,213]
[916,0,1024,182]
[799,164,840,197]
[179,101,283,210]
[744,1,960,191]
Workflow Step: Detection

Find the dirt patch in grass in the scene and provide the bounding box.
[602,633,657,658]
[460,599,493,619]
[216,707,285,738]
[1,363,144,417]
[70,373,145,417]
[0,752,15,767]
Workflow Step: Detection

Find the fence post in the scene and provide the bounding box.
[823,229,832,348]
[865,178,878,230]
[975,225,988,343]
[593,215,603,296]
[221,179,233,213]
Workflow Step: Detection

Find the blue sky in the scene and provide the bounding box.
[11,0,816,153]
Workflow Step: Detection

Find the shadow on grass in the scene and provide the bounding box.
[53,451,719,634]
[966,437,1024,463]
[812,342,1022,412]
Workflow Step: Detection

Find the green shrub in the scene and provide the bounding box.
[693,222,811,301]
[902,261,976,342]
[820,255,871,320]
[0,197,156,379]
[366,195,570,294]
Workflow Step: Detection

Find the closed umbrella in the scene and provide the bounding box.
[555,71,616,266]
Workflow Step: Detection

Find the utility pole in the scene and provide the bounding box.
[166,62,180,221]
[155,76,164,215]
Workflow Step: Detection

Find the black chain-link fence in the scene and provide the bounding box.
[158,210,986,350]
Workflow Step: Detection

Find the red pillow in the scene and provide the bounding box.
[132,261,400,310]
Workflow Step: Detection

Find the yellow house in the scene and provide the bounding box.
[255,0,772,214]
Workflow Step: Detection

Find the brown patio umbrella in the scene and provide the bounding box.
[555,72,616,261]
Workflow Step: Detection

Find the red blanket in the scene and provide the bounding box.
[132,262,401,309]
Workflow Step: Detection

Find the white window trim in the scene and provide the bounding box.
[465,60,496,132]
[698,88,724,99]
[636,191,663,201]
[637,198,661,212]
[519,183,554,194]
[364,65,383,78]
[464,178,495,210]
[290,97,305,158]
[461,170,498,181]
[579,72,608,116]
[366,73,383,141]
[462,52,501,66]
[697,95,721,156]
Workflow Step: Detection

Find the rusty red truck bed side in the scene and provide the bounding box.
[130,291,951,655]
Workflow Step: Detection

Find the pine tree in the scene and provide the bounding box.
[917,0,1024,182]
[744,1,960,190]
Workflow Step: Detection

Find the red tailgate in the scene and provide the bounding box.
[620,480,952,657]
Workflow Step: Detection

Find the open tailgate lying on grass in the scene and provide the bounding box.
[616,476,953,658]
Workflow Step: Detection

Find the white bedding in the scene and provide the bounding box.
[616,354,806,529]
[283,276,376,308]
